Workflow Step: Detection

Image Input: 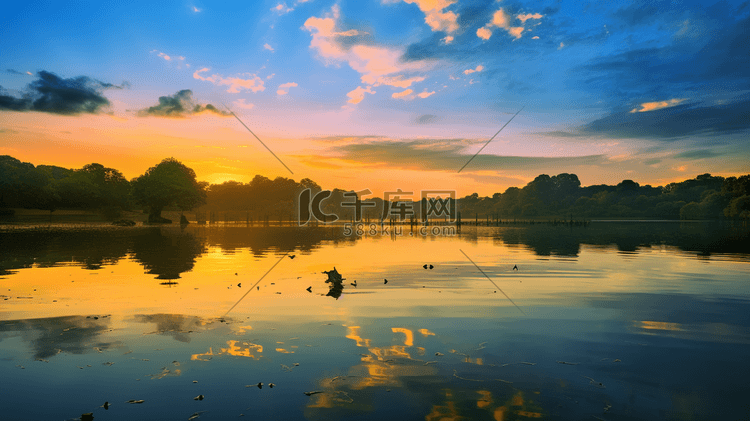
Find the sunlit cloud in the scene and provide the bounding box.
[346,85,376,104]
[303,5,432,103]
[401,0,459,33]
[272,3,293,14]
[517,13,543,23]
[193,68,265,93]
[442,35,454,44]
[630,98,687,113]
[277,82,298,95]
[392,89,413,99]
[192,6,201,13]
[374,75,425,88]
[478,8,541,40]
[417,90,435,98]
[463,65,483,75]
[263,43,275,52]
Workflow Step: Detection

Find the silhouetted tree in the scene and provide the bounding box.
[131,158,207,223]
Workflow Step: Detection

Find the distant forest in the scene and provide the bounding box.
[1,155,749,220]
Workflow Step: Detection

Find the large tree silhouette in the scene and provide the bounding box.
[131,158,207,223]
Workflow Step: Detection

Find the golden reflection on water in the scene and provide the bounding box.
[191,340,263,360]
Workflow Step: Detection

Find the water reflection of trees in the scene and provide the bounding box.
[1,224,747,280]
[480,222,750,257]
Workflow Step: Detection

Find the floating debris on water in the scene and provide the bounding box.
[193,395,204,400]
[126,399,145,404]
[557,361,579,365]
[304,391,323,396]
[81,413,93,421]
[101,402,109,410]
[435,352,444,356]
[323,268,345,299]
[583,376,606,388]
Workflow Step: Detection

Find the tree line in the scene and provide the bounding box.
[1,155,749,221]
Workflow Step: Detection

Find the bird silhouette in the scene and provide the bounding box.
[384,279,388,284]
[237,283,241,287]
[306,286,312,293]
[429,264,434,269]
[423,264,428,269]
[289,255,296,259]
[257,286,260,290]
[513,265,518,271]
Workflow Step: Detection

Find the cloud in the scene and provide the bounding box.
[313,138,607,172]
[6,69,32,76]
[580,96,750,139]
[277,82,298,95]
[517,13,543,23]
[673,149,723,160]
[442,35,454,44]
[303,5,431,102]
[416,114,437,124]
[463,65,483,75]
[138,89,230,118]
[193,6,201,12]
[392,89,413,99]
[272,3,293,14]
[0,71,124,115]
[401,0,459,33]
[417,90,435,98]
[477,7,538,40]
[630,98,686,113]
[476,26,492,40]
[374,75,425,88]
[558,42,565,50]
[347,86,376,104]
[193,68,265,93]
[233,99,255,110]
[263,43,275,52]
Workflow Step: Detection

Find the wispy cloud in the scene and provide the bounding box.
[193,68,265,93]
[630,98,686,113]
[263,43,275,52]
[233,99,255,110]
[6,69,33,76]
[277,82,298,95]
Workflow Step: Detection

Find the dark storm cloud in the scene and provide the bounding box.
[0,71,125,114]
[138,89,230,118]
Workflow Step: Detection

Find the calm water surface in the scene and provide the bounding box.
[1,222,749,420]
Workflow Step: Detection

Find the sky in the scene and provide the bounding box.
[1,0,749,197]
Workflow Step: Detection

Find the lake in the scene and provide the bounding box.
[1,222,749,420]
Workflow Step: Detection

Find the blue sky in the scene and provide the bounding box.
[1,0,749,194]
